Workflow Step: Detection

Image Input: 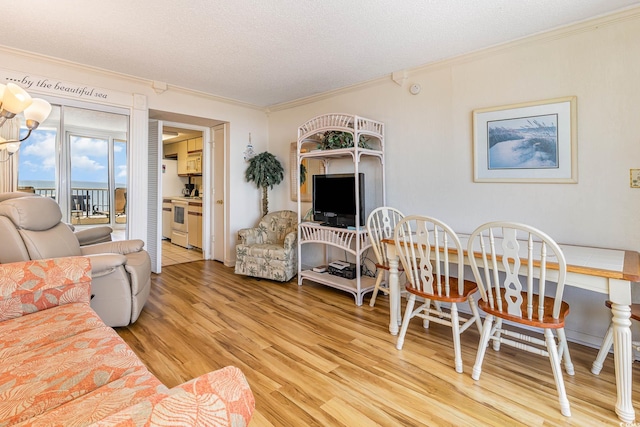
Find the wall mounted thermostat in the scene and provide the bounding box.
[410,84,421,95]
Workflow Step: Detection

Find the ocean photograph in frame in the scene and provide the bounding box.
[473,96,577,183]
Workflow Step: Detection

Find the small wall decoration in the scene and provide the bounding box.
[473,96,577,183]
[631,169,640,188]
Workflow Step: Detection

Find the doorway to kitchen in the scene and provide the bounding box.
[160,125,205,268]
[148,110,227,274]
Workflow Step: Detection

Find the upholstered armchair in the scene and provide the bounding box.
[0,193,151,327]
[235,210,298,282]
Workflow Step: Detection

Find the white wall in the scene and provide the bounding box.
[0,48,269,264]
[266,9,640,347]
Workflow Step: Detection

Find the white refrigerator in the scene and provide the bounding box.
[161,159,185,239]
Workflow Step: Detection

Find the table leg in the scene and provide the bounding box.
[388,251,400,336]
[611,301,635,423]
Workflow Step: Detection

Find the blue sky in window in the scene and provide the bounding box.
[19,129,127,186]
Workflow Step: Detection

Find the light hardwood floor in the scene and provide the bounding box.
[116,261,639,426]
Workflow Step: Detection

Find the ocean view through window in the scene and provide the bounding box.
[17,103,129,227]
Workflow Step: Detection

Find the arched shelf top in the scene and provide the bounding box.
[297,113,384,143]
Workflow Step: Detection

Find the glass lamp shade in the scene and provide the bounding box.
[24,98,52,125]
[5,141,20,153]
[2,83,33,114]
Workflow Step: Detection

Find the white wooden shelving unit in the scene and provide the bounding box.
[296,114,385,305]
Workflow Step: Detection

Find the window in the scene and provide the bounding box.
[17,103,129,230]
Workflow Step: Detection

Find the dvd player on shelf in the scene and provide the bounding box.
[328,261,360,280]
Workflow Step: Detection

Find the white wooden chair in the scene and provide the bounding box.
[591,301,640,375]
[366,207,405,308]
[394,215,482,374]
[467,221,574,417]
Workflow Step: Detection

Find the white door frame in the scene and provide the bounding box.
[155,121,212,262]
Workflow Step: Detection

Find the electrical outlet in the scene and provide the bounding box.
[631,169,640,188]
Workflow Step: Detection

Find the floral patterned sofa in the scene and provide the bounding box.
[0,256,255,426]
[235,210,298,282]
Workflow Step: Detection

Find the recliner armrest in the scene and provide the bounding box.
[123,250,152,295]
[80,239,145,256]
[84,253,128,278]
[74,226,113,246]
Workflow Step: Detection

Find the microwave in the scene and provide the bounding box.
[186,152,202,174]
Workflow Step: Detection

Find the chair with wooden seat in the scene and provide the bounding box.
[394,215,482,374]
[114,187,127,217]
[467,221,574,417]
[366,206,405,308]
[591,301,640,375]
[93,187,126,221]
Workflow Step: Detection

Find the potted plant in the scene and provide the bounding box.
[245,151,284,216]
[318,130,371,150]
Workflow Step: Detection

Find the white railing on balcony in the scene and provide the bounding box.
[26,187,125,225]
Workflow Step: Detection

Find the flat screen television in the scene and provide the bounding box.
[312,173,365,227]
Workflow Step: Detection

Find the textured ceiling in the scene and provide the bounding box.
[2,0,639,107]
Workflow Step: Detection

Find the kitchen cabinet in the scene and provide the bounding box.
[177,140,189,175]
[186,152,202,175]
[188,200,203,249]
[164,142,178,158]
[187,137,203,153]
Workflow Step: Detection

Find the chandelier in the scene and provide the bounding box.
[0,83,52,155]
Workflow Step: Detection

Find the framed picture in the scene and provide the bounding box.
[290,142,324,202]
[473,96,577,183]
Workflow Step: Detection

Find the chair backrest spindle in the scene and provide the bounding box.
[366,207,404,268]
[467,221,567,321]
[394,215,464,298]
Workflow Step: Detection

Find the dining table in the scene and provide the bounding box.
[382,235,640,423]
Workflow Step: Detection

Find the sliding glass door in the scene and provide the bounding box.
[17,103,129,231]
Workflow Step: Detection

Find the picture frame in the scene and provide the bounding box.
[290,142,324,202]
[472,96,577,183]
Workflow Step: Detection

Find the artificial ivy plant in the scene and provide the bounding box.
[245,151,284,216]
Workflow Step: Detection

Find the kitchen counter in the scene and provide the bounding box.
[168,196,202,201]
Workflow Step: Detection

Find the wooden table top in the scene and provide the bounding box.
[382,237,640,282]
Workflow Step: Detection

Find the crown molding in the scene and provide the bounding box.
[0,45,266,112]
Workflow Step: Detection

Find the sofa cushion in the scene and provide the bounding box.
[0,257,91,322]
[11,369,166,427]
[0,303,100,359]
[0,303,161,425]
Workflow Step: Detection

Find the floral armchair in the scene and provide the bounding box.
[235,210,298,282]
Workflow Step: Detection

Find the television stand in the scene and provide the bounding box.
[297,222,375,305]
[295,113,385,306]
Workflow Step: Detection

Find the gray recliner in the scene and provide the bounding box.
[0,193,151,327]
